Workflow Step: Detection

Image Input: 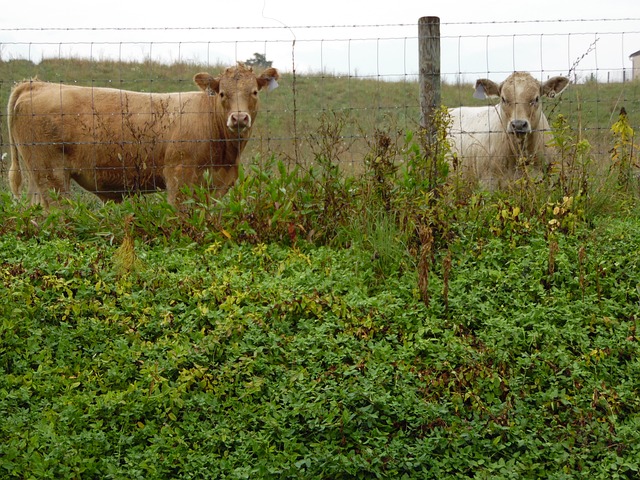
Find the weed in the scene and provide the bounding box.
[442,250,452,316]
[544,195,582,236]
[610,107,639,192]
[548,113,592,198]
[399,106,452,197]
[417,224,433,307]
[306,111,355,242]
[363,128,399,212]
[112,214,144,277]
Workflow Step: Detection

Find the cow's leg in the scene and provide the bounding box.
[30,169,71,208]
[164,163,239,207]
[163,164,199,207]
[209,165,239,199]
[24,152,72,209]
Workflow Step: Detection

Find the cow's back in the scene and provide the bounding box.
[449,106,503,157]
[448,105,511,187]
[9,81,209,201]
[8,64,278,207]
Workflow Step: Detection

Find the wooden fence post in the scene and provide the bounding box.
[418,16,441,136]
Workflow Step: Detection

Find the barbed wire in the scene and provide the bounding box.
[2,18,639,32]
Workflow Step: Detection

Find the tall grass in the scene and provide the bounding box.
[1,58,638,275]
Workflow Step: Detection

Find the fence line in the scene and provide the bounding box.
[2,17,638,31]
[1,19,639,190]
[2,19,639,80]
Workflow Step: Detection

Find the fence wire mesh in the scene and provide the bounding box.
[1,18,639,196]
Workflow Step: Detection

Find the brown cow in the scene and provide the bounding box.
[448,72,569,189]
[7,63,279,207]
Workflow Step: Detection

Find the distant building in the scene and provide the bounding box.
[631,50,640,80]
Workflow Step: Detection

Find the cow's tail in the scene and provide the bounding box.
[6,86,23,197]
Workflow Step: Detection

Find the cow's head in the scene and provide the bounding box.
[194,63,279,134]
[473,72,569,136]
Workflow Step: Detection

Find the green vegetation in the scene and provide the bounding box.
[1,58,640,478]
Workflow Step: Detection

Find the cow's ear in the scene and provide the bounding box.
[541,76,570,98]
[473,79,500,99]
[194,73,220,95]
[257,68,280,91]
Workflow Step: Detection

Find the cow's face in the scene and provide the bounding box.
[194,64,279,134]
[474,72,569,136]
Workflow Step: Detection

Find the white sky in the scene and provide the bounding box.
[1,0,639,82]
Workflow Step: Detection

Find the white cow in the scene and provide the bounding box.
[448,72,570,189]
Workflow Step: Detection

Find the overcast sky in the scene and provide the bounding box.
[1,0,639,82]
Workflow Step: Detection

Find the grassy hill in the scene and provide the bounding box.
[2,58,639,181]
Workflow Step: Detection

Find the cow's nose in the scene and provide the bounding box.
[510,119,530,134]
[229,112,251,130]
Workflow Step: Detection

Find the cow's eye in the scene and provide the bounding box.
[501,96,510,105]
[253,89,259,96]
[219,91,225,99]
[530,96,540,106]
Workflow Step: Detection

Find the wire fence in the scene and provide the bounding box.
[1,18,639,195]
[3,19,638,80]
